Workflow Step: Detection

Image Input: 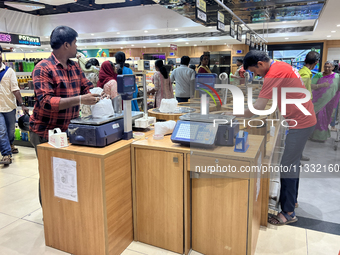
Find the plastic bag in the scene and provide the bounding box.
[91,98,114,118]
[154,120,176,136]
[90,87,103,95]
[159,98,178,113]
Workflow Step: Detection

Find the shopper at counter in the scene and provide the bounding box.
[0,45,29,165]
[77,54,100,87]
[197,55,211,73]
[115,51,139,111]
[149,59,173,108]
[97,61,118,99]
[310,61,340,142]
[231,59,246,79]
[242,50,317,226]
[170,56,196,102]
[29,25,100,206]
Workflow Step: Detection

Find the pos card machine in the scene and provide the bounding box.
[117,74,136,140]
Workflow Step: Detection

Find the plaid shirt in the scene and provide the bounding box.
[30,53,93,139]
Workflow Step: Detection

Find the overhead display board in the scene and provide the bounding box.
[196,0,207,25]
[217,11,225,32]
[230,20,235,38]
[236,25,242,42]
[245,32,251,46]
[0,33,41,46]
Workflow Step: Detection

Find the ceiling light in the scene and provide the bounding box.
[282,21,287,23]
[91,34,94,36]
[144,30,148,33]
[327,35,331,37]
[175,28,178,31]
[337,25,340,27]
[30,50,33,52]
[331,31,336,33]
[45,48,48,49]
[185,42,189,44]
[131,45,134,46]
[285,38,289,39]
[143,46,146,48]
[157,44,160,45]
[117,32,120,34]
[121,47,124,49]
[224,43,226,45]
[45,36,49,39]
[194,44,197,46]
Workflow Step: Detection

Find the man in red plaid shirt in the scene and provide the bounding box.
[29,26,100,206]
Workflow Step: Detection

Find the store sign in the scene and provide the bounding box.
[245,32,250,46]
[230,20,235,38]
[196,0,207,24]
[0,33,11,43]
[250,35,255,48]
[170,44,178,51]
[236,25,242,42]
[217,11,225,32]
[0,32,41,46]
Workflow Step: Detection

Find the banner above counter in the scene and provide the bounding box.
[0,33,41,46]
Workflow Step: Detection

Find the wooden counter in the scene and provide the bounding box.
[132,135,265,255]
[37,128,154,255]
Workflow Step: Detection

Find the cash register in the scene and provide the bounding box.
[171,73,239,148]
[68,74,142,147]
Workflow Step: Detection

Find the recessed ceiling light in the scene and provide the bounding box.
[331,31,336,33]
[194,44,197,46]
[117,32,120,34]
[224,43,226,45]
[285,38,289,39]
[143,46,146,48]
[91,34,94,36]
[185,42,189,44]
[337,25,340,27]
[45,36,49,39]
[45,48,48,49]
[175,28,178,31]
[144,30,148,33]
[131,44,134,46]
[120,47,123,49]
[157,44,160,45]
[282,21,287,23]
[327,35,331,37]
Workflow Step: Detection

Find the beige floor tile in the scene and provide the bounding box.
[0,219,70,255]
[121,250,148,255]
[0,160,39,178]
[22,208,43,225]
[189,250,204,255]
[0,178,41,218]
[0,213,19,230]
[29,174,40,180]
[127,241,181,255]
[255,225,307,255]
[307,229,340,255]
[0,172,26,188]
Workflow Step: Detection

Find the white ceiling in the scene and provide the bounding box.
[2,0,340,51]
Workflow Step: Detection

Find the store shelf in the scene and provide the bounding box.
[13,139,33,148]
[15,72,32,76]
[20,90,34,94]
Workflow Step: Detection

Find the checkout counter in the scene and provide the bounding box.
[37,73,283,255]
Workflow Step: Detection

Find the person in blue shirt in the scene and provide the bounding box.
[114,51,139,111]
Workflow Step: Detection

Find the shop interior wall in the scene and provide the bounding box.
[109,44,249,73]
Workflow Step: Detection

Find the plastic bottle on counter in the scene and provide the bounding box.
[15,128,21,140]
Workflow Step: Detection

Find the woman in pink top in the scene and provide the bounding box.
[150,59,173,108]
[97,61,118,99]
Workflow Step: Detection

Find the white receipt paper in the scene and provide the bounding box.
[53,157,78,202]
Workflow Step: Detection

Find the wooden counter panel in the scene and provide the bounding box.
[133,135,264,163]
[187,154,251,179]
[192,177,249,255]
[39,149,106,255]
[104,147,133,255]
[136,149,184,254]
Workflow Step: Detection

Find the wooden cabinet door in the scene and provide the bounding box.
[135,149,184,254]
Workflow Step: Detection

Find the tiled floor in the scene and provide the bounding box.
[0,146,339,255]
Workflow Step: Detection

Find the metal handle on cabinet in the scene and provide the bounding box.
[173,157,178,163]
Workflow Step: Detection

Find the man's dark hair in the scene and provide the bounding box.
[0,45,2,53]
[50,26,78,50]
[181,56,190,66]
[237,59,243,64]
[243,50,270,70]
[304,51,320,65]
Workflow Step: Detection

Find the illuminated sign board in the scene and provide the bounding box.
[0,33,41,46]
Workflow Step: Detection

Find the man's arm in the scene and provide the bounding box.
[33,64,99,112]
[12,90,29,114]
[9,69,29,114]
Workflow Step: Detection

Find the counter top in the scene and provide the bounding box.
[132,134,264,162]
[38,128,155,158]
